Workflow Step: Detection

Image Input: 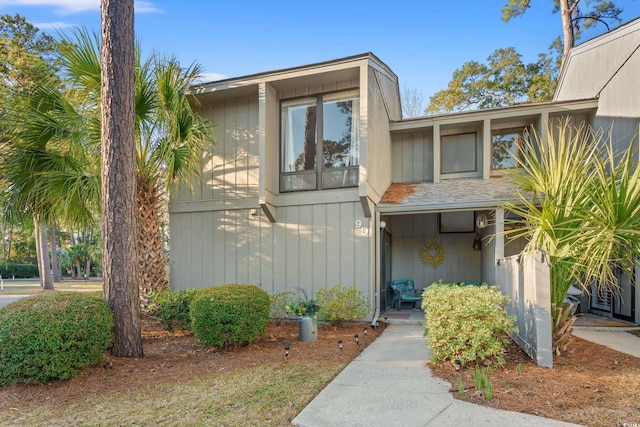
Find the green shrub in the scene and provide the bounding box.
[423,283,516,367]
[0,292,113,384]
[269,291,295,323]
[153,288,202,332]
[316,284,369,326]
[190,284,270,347]
[0,263,39,278]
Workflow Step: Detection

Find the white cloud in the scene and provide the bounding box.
[0,0,161,14]
[135,1,160,13]
[33,21,73,30]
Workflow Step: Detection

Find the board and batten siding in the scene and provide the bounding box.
[365,67,394,203]
[170,201,372,303]
[173,93,260,204]
[388,213,481,288]
[391,131,434,183]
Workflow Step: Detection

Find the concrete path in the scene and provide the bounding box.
[572,328,640,358]
[0,295,31,308]
[292,324,580,427]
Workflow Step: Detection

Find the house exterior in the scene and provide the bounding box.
[169,18,640,325]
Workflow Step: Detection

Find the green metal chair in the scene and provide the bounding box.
[390,279,422,311]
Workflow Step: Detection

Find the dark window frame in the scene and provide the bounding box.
[279,89,359,192]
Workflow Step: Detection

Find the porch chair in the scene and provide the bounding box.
[390,279,422,311]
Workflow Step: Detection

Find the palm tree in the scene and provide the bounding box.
[58,29,212,307]
[503,120,640,325]
[0,75,100,289]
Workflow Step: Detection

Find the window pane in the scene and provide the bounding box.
[282,98,317,173]
[492,129,528,169]
[441,133,477,174]
[322,168,358,189]
[323,91,359,169]
[281,172,317,191]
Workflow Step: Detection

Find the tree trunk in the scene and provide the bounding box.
[101,0,142,358]
[85,258,91,279]
[34,216,53,290]
[137,177,169,310]
[49,224,62,282]
[560,0,576,67]
[76,258,82,279]
[6,226,12,263]
[303,106,317,170]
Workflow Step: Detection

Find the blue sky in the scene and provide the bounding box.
[2,0,640,104]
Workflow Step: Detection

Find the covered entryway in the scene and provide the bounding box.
[374,179,523,320]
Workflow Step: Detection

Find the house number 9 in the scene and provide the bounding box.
[355,220,362,228]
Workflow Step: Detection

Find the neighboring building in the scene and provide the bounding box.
[170,18,640,324]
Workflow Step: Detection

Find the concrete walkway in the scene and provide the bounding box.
[292,324,580,427]
[572,328,640,357]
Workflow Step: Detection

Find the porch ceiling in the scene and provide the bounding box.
[378,178,520,213]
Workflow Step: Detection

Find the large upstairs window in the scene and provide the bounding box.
[281,90,360,192]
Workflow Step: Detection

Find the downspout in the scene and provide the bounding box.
[371,210,381,328]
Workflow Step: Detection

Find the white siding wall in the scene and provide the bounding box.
[170,201,372,302]
[388,213,481,289]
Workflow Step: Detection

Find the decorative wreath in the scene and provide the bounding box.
[418,241,445,268]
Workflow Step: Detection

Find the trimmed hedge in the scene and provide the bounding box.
[190,284,270,347]
[423,282,516,366]
[0,263,39,278]
[153,288,203,332]
[0,292,114,384]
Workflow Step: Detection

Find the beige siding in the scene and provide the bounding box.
[388,213,481,288]
[170,201,372,303]
[365,67,393,202]
[277,78,358,100]
[172,93,260,204]
[391,131,434,183]
[556,22,640,101]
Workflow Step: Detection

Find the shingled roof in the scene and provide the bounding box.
[378,178,520,213]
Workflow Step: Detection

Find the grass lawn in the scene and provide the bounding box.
[0,319,382,427]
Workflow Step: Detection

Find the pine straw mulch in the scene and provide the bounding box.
[2,319,640,426]
[430,334,640,427]
[0,318,386,413]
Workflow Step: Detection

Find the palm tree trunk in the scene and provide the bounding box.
[137,177,169,310]
[101,0,142,358]
[6,226,12,263]
[49,224,62,282]
[34,216,53,290]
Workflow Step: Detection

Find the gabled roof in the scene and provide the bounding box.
[555,17,640,101]
[189,52,397,95]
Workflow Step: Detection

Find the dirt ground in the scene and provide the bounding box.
[1,320,639,427]
[0,318,386,412]
[430,334,640,427]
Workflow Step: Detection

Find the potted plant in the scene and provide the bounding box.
[287,291,319,342]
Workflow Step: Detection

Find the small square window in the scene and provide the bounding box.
[492,128,530,170]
